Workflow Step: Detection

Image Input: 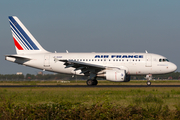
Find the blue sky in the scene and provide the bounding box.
[0,1,180,74]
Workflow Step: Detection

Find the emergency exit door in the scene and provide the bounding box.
[44,55,50,67]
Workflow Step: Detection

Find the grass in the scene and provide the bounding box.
[0,87,180,109]
[0,80,180,119]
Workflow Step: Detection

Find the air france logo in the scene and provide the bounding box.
[94,55,143,58]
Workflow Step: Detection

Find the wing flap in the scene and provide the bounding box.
[58,59,106,75]
[59,60,105,69]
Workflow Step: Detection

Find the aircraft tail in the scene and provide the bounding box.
[8,16,49,54]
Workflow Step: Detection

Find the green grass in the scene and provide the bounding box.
[0,87,180,109]
[0,81,180,119]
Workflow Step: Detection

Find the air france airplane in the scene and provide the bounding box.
[5,16,177,86]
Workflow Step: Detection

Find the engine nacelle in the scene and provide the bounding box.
[106,70,130,82]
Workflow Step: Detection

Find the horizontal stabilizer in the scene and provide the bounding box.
[5,55,31,60]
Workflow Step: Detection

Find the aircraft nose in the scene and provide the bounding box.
[170,63,177,72]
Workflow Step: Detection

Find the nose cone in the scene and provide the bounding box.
[170,63,177,72]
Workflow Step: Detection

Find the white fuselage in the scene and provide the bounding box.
[6,16,178,85]
[5,52,177,76]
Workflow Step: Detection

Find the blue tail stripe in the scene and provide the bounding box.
[9,17,36,50]
[9,16,39,50]
[9,20,33,50]
[10,24,29,50]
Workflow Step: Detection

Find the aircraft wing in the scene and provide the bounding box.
[58,59,106,75]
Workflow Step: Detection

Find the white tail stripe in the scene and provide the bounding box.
[9,19,34,50]
[12,32,28,50]
[8,16,49,54]
[9,16,39,50]
[10,25,29,50]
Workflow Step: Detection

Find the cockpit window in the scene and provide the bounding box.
[159,58,169,62]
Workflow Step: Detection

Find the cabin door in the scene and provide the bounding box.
[145,55,152,67]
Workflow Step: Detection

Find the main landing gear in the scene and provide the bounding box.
[86,79,98,86]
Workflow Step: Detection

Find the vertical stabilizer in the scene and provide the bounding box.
[8,16,49,54]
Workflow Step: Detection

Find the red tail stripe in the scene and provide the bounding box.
[13,37,23,50]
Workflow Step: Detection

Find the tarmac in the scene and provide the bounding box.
[0,85,179,87]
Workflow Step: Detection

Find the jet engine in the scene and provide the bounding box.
[105,70,130,82]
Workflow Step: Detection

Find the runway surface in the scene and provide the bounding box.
[0,85,180,87]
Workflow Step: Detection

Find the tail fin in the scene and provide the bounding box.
[8,16,49,54]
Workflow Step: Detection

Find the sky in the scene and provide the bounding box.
[0,1,180,74]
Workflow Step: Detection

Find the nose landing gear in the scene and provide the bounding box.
[146,81,151,86]
[146,74,152,86]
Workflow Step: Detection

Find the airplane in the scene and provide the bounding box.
[5,16,177,86]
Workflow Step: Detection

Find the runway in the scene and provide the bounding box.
[0,85,180,87]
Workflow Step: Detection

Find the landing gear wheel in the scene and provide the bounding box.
[92,80,98,85]
[86,79,98,86]
[86,79,93,86]
[147,81,151,86]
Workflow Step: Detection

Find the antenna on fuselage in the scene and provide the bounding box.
[145,50,148,53]
[66,50,69,53]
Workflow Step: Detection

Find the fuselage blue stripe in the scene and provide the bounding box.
[9,17,39,50]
